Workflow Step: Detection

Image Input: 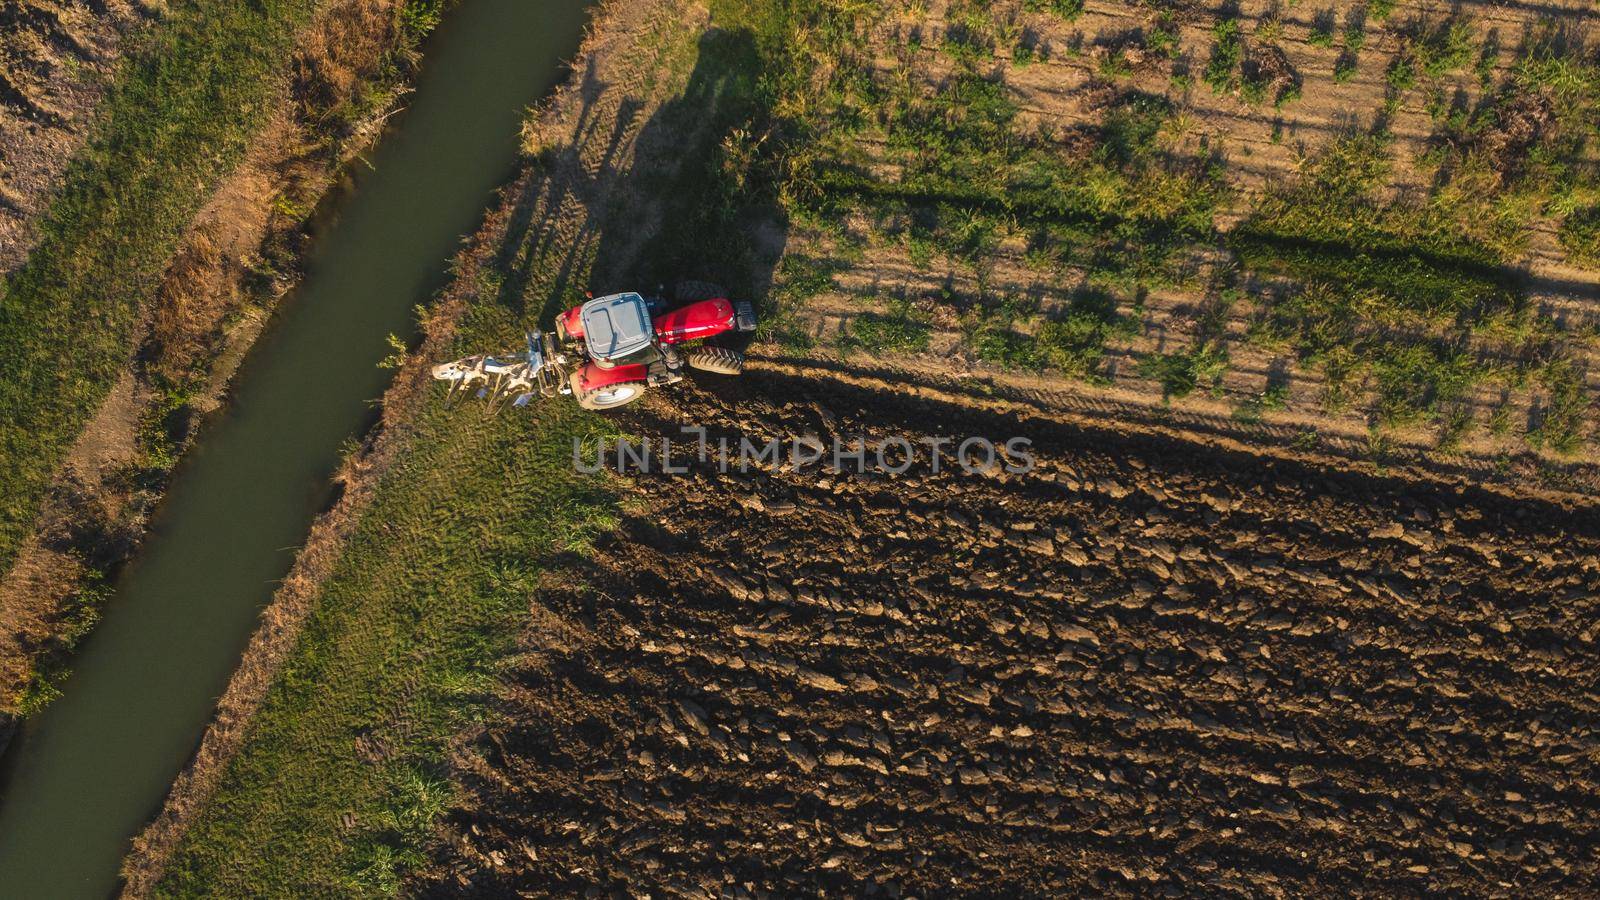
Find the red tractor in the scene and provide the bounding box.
[432,282,755,411]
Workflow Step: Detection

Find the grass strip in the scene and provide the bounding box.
[154,391,622,895]
[1233,133,1590,446]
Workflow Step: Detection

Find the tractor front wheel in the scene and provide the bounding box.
[572,376,648,410]
[685,346,745,375]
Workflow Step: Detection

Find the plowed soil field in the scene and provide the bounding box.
[419,367,1600,897]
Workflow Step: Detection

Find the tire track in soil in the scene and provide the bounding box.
[419,368,1599,897]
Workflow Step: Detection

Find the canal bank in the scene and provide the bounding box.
[0,0,595,895]
[1,0,450,737]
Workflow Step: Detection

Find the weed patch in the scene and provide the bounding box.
[1025,0,1084,23]
[1560,205,1600,268]
[970,288,1130,379]
[838,302,931,355]
[1140,340,1229,400]
[1204,18,1243,94]
[1528,358,1592,455]
[1416,32,1600,258]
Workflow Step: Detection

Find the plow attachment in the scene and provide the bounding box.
[431,331,569,414]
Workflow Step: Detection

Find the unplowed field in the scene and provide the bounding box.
[776,0,1600,488]
[419,368,1600,897]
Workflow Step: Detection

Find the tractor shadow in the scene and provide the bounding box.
[588,26,788,355]
[477,25,788,407]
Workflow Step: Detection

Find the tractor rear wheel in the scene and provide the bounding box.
[685,346,745,375]
[571,376,647,410]
[673,280,726,303]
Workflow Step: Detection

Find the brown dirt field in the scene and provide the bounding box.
[419,367,1600,897]
[781,0,1600,491]
[0,0,151,274]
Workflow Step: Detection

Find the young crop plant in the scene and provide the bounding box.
[1205,17,1243,93]
[1233,380,1291,423]
[1415,18,1476,78]
[1369,0,1400,22]
[1334,52,1358,83]
[1139,339,1230,399]
[1241,71,1270,104]
[1025,0,1084,23]
[1474,34,1499,86]
[943,28,995,65]
[838,300,932,354]
[1387,55,1417,93]
[1145,22,1179,59]
[1527,357,1592,455]
[943,0,1026,67]
[1434,403,1476,453]
[1099,50,1135,80]
[1255,14,1285,46]
[1308,10,1336,48]
[1343,23,1366,52]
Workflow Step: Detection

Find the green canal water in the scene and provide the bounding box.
[0,1,593,895]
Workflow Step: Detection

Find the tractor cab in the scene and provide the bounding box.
[579,292,658,369]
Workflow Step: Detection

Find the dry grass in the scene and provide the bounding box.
[291,0,401,124]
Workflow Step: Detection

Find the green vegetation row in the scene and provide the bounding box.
[755,0,1229,378]
[1235,22,1600,453]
